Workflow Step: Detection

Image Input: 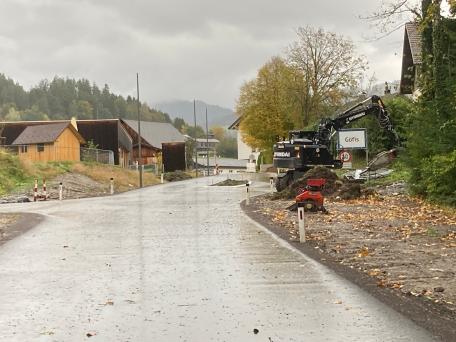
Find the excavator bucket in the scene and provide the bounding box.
[367,149,397,171]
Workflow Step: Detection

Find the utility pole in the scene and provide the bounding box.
[137,73,143,188]
[205,106,209,176]
[193,99,198,177]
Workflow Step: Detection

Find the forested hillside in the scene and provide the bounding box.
[0,74,172,123]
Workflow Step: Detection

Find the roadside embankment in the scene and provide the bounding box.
[0,151,160,202]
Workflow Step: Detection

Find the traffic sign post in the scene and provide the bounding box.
[337,129,369,170]
[339,150,352,169]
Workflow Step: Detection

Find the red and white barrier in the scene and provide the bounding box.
[42,179,47,201]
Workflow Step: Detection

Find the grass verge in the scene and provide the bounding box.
[0,150,159,196]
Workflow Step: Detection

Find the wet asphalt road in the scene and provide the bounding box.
[0,177,436,341]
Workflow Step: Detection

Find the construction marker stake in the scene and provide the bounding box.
[59,182,63,201]
[298,203,305,243]
[110,178,114,195]
[246,182,250,205]
[34,179,38,202]
[42,179,47,201]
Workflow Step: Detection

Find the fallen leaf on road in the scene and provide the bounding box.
[40,331,54,335]
[357,247,369,258]
[367,269,381,277]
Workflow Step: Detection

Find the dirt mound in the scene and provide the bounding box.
[163,170,192,182]
[274,167,339,200]
[335,183,361,200]
[212,179,246,186]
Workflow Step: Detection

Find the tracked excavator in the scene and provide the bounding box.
[273,95,399,191]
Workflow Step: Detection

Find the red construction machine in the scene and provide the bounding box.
[295,178,327,212]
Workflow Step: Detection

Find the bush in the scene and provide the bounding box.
[404,96,456,206]
[417,150,456,206]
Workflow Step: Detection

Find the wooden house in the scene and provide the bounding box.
[76,119,133,168]
[120,120,185,166]
[11,122,85,162]
[0,119,133,167]
[400,22,422,95]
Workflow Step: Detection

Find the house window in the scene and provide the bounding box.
[21,145,28,153]
[37,144,44,152]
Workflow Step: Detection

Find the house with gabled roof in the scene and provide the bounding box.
[228,116,260,162]
[121,119,185,167]
[0,119,133,167]
[400,22,422,95]
[11,122,85,162]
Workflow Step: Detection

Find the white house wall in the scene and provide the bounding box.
[237,131,253,160]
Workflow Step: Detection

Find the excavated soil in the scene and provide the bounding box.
[274,166,340,200]
[212,179,247,186]
[245,193,456,340]
[274,166,370,201]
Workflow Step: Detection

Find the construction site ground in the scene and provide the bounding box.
[243,185,456,339]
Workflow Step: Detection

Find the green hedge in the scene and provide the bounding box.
[417,150,456,206]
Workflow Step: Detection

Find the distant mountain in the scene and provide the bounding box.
[154,100,236,128]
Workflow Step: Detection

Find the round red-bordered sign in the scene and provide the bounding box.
[339,150,352,162]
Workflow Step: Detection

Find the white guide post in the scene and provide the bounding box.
[59,182,63,201]
[298,203,305,243]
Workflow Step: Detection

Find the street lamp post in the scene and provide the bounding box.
[137,73,143,188]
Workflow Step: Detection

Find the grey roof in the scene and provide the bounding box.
[123,120,185,149]
[405,22,422,65]
[12,122,84,145]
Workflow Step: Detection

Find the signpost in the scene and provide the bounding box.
[338,150,352,169]
[337,129,368,169]
[337,129,367,149]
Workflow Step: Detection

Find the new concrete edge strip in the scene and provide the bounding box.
[0,212,45,247]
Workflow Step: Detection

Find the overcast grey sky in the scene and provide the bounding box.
[0,0,411,109]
